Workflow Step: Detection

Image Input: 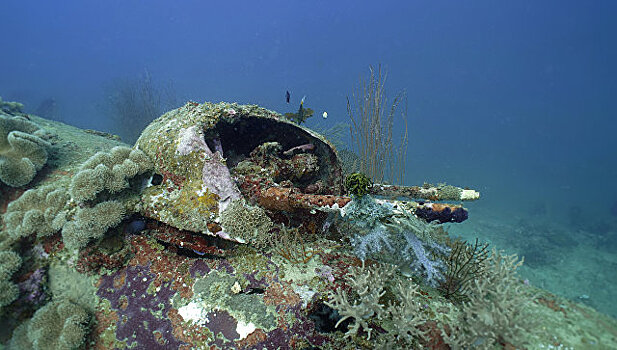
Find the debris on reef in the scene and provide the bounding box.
[135,101,345,242]
[371,182,480,201]
[0,99,615,349]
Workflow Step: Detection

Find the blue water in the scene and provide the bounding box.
[2,1,616,316]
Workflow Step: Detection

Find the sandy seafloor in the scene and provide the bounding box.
[455,205,617,320]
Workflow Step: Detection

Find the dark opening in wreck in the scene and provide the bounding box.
[204,115,343,194]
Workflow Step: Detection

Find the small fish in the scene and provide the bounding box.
[298,103,304,120]
[285,91,290,103]
[298,96,307,121]
[192,249,206,256]
[322,111,328,119]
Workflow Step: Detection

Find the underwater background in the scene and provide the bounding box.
[1,0,616,320]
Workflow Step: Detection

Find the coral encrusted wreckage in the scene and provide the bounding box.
[1,98,616,349]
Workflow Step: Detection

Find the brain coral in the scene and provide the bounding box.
[0,114,51,187]
[220,198,273,247]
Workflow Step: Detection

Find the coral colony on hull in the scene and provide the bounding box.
[0,97,616,349]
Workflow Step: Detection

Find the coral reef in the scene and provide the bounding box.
[4,145,145,251]
[0,99,614,350]
[255,186,351,213]
[175,125,241,212]
[325,262,396,340]
[438,238,490,301]
[2,284,24,311]
[342,194,451,286]
[344,172,372,197]
[68,145,152,202]
[3,185,69,239]
[97,263,185,348]
[414,202,468,224]
[53,146,151,250]
[0,96,25,116]
[189,268,279,338]
[399,228,450,286]
[0,250,22,308]
[24,299,90,350]
[323,251,544,348]
[0,113,52,187]
[17,267,47,306]
[269,224,317,264]
[445,249,541,348]
[47,264,98,312]
[325,261,450,348]
[220,198,273,247]
[61,200,126,250]
[74,235,131,274]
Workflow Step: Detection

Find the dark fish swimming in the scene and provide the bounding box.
[285,90,290,103]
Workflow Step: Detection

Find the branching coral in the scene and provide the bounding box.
[325,262,431,346]
[325,262,396,340]
[377,281,430,347]
[269,224,316,264]
[341,194,392,229]
[348,224,392,261]
[398,228,450,287]
[0,114,51,187]
[445,249,540,348]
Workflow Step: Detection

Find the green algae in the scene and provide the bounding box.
[185,268,278,334]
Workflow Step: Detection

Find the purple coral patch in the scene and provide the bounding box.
[189,259,211,277]
[203,309,241,347]
[18,268,47,305]
[252,317,330,349]
[97,264,186,349]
